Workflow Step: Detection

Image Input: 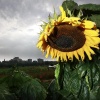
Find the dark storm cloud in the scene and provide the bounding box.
[0,0,100,61]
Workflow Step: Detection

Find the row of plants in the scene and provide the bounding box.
[0,66,55,80]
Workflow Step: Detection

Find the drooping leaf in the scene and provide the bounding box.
[79,4,100,11]
[62,0,78,12]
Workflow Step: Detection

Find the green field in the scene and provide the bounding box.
[0,66,55,100]
[0,66,55,80]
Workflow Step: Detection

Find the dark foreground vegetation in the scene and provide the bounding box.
[0,66,55,100]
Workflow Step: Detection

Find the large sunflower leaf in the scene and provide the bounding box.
[18,79,47,100]
[69,70,81,95]
[46,79,61,100]
[5,70,32,92]
[90,86,100,100]
[0,83,17,100]
[63,63,81,97]
[92,64,100,87]
[62,0,78,12]
[77,61,100,100]
[63,63,71,92]
[79,4,100,11]
[78,80,90,100]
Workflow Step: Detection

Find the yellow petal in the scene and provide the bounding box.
[42,41,48,51]
[58,16,62,22]
[59,6,66,19]
[45,46,51,58]
[86,36,95,45]
[82,20,95,29]
[57,51,61,61]
[67,52,73,61]
[37,41,43,48]
[44,24,49,32]
[83,45,92,60]
[77,48,85,61]
[44,34,47,41]
[63,17,71,22]
[91,37,100,45]
[48,26,54,35]
[50,48,54,58]
[87,46,95,54]
[39,33,45,40]
[63,52,67,61]
[73,51,79,60]
[86,40,99,49]
[84,30,99,36]
[60,52,67,61]
[70,17,80,21]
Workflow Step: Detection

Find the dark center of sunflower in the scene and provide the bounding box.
[55,35,74,48]
[47,24,86,52]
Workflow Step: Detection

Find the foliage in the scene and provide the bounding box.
[0,1,100,100]
[62,0,78,12]
[0,83,17,100]
[46,59,100,100]
[62,0,100,28]
[0,69,47,100]
[89,15,100,28]
[79,4,100,11]
[0,66,55,80]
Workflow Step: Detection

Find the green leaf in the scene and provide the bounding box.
[0,69,47,100]
[62,0,78,12]
[78,80,90,100]
[63,63,71,91]
[18,79,47,100]
[47,79,61,100]
[70,71,81,95]
[77,9,83,18]
[77,63,87,78]
[90,86,100,100]
[79,4,100,11]
[89,15,100,28]
[53,8,58,20]
[0,84,17,100]
[58,89,70,98]
[55,64,60,89]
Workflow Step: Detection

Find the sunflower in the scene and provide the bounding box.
[37,6,100,61]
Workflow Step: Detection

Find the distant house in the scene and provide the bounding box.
[10,57,22,62]
[37,58,44,63]
[27,59,32,63]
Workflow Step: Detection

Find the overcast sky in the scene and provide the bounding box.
[0,0,100,61]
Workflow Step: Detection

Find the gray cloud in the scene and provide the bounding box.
[0,0,100,61]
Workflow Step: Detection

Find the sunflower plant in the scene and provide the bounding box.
[37,0,100,100]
